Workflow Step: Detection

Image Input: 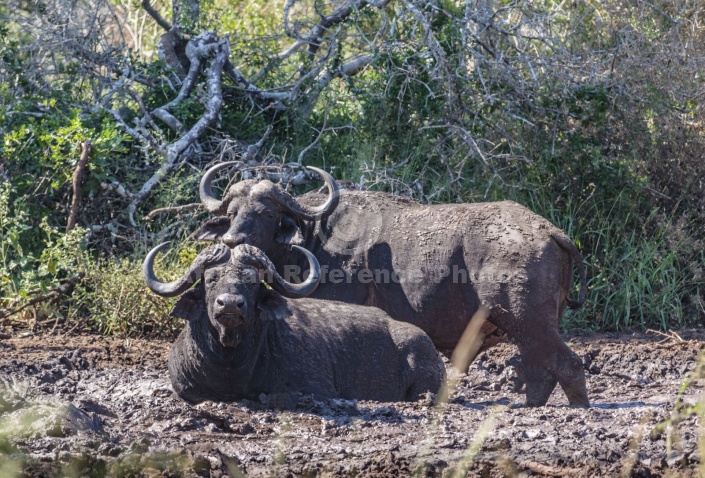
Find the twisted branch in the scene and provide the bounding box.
[125,32,230,226]
[66,141,92,232]
[141,0,172,31]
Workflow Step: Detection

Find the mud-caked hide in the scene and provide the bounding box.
[192,163,590,408]
[143,243,445,404]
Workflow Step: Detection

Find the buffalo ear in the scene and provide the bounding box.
[169,287,204,321]
[275,214,304,246]
[194,216,230,242]
[257,288,292,321]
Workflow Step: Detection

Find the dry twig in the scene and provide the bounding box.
[646,329,687,344]
[0,274,85,321]
[143,203,202,221]
[66,141,92,233]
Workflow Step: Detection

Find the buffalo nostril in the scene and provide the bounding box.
[222,233,247,248]
[214,294,245,314]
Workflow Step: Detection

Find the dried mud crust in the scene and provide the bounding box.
[0,330,703,477]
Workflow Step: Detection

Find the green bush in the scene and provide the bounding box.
[72,242,201,338]
[0,183,89,320]
[0,0,702,336]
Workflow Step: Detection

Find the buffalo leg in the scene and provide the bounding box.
[488,306,589,407]
[553,345,590,407]
[405,354,446,401]
[521,360,558,407]
[517,330,589,408]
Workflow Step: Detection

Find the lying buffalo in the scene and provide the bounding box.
[143,242,445,403]
[192,163,590,407]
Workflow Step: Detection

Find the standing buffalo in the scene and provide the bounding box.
[193,163,590,407]
[143,242,445,403]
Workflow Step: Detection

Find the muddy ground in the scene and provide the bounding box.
[0,329,703,477]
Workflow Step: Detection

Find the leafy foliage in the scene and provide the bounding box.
[0,0,703,335]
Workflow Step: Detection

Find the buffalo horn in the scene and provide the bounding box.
[268,167,340,221]
[199,162,340,220]
[233,244,321,298]
[199,161,241,213]
[143,242,231,297]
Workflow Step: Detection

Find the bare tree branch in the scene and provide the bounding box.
[243,126,274,163]
[101,181,134,199]
[298,123,354,164]
[152,108,186,134]
[256,0,392,82]
[143,203,202,221]
[224,61,292,101]
[141,0,172,31]
[288,0,393,60]
[126,32,230,225]
[299,54,375,119]
[66,142,92,232]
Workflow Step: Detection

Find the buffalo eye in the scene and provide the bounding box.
[208,216,231,230]
[254,206,275,219]
[194,216,230,242]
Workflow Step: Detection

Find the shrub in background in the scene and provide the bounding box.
[0,0,703,335]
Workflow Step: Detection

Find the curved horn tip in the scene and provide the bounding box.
[289,245,321,296]
[203,161,242,175]
[153,241,171,252]
[142,242,175,296]
[199,161,242,213]
[144,241,171,266]
[291,245,319,272]
[144,241,220,298]
[305,166,336,185]
[305,166,325,174]
[304,166,340,220]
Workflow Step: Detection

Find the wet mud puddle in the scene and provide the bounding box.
[0,331,702,477]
